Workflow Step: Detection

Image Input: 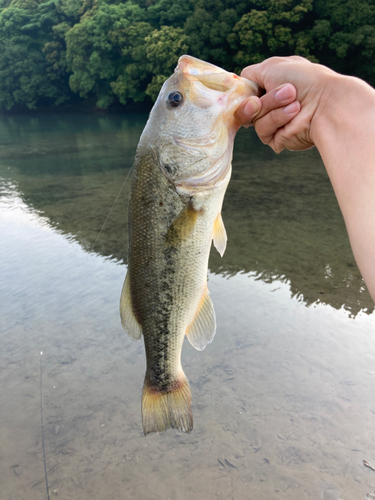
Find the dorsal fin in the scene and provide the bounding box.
[120,272,142,341]
[213,213,227,257]
[186,288,216,351]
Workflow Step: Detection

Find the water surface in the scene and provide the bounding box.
[1,114,374,500]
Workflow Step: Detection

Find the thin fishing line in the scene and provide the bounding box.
[92,166,133,251]
[40,351,50,500]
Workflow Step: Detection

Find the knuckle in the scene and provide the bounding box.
[269,110,283,128]
[254,113,280,142]
[267,56,283,64]
[256,130,272,145]
[274,130,291,153]
[290,55,310,64]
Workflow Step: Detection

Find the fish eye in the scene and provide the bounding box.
[167,91,183,108]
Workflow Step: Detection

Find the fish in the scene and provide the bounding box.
[120,55,259,435]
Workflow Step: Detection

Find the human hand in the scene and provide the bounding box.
[236,56,375,301]
[235,56,338,153]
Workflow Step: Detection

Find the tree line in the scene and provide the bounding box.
[0,0,374,110]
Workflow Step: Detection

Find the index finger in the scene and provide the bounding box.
[240,58,286,90]
[235,83,297,127]
[241,56,314,94]
[241,62,265,88]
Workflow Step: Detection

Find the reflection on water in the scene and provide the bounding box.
[0,114,371,316]
[1,114,375,500]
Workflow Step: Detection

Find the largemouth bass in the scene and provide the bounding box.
[120,55,259,435]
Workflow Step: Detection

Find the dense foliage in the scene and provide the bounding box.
[0,0,374,110]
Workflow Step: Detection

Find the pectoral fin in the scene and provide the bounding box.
[186,288,216,351]
[120,273,142,341]
[166,202,200,246]
[213,213,227,257]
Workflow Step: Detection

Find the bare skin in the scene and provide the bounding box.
[235,56,375,301]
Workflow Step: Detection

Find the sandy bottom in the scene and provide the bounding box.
[1,188,375,500]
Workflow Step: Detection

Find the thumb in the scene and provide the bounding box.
[235,96,262,128]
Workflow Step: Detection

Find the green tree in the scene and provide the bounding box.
[0,0,374,110]
[147,0,194,28]
[109,21,154,105]
[185,0,250,69]
[231,0,314,69]
[144,25,189,100]
[311,0,375,84]
[42,0,81,91]
[0,0,75,109]
[65,0,147,107]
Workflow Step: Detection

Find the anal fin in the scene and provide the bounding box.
[120,272,142,341]
[213,213,227,257]
[186,287,216,351]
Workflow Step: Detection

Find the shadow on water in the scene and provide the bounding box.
[0,113,371,316]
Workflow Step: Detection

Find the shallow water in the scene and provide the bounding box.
[1,114,375,500]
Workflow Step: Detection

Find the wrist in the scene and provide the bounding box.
[311,73,375,149]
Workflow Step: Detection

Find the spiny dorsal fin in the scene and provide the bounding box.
[213,213,227,257]
[120,272,142,341]
[186,288,216,351]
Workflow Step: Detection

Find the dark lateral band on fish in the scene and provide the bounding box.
[120,55,259,435]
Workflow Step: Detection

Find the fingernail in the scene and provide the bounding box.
[276,84,293,101]
[244,97,261,117]
[284,102,299,114]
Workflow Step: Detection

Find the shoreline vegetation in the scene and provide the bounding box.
[0,0,374,113]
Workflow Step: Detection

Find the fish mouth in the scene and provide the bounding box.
[192,73,232,93]
[177,55,260,96]
[177,55,227,75]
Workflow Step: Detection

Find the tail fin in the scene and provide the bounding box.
[142,374,193,436]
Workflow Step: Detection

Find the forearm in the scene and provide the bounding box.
[312,76,375,300]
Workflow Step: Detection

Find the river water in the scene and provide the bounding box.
[0,113,374,500]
